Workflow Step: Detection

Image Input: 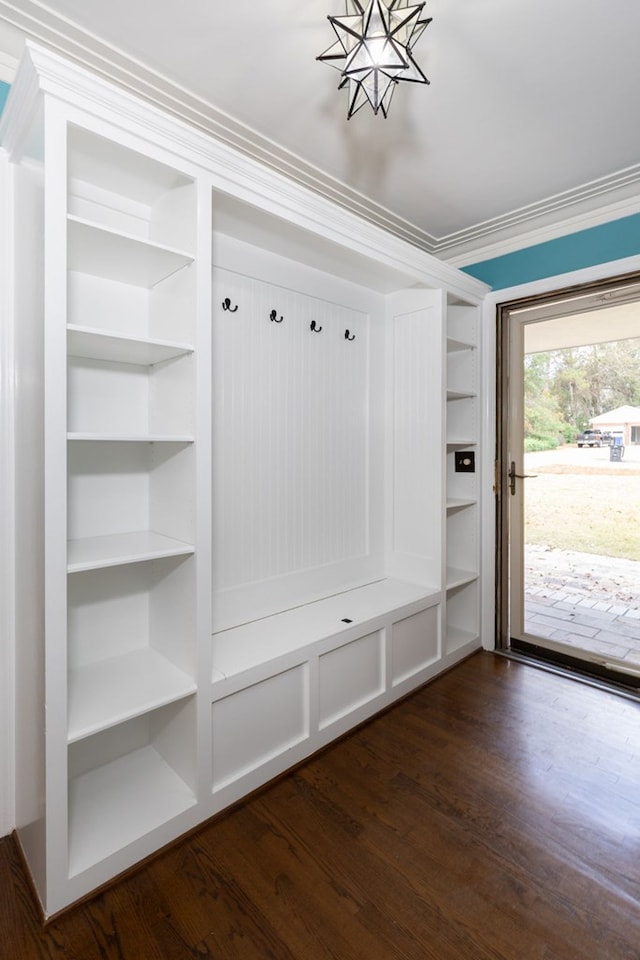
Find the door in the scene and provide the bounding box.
[497,275,640,685]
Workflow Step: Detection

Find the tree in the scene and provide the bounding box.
[524,352,565,449]
[526,337,640,438]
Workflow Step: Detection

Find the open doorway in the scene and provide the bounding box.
[497,274,640,687]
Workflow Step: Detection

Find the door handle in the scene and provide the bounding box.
[509,461,538,495]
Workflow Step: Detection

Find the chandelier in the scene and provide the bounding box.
[317,0,432,118]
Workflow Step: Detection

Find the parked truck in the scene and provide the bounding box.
[576,429,611,447]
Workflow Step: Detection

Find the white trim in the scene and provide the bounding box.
[1,41,489,304]
[0,51,18,84]
[0,148,15,836]
[482,254,640,309]
[446,195,640,268]
[479,254,640,653]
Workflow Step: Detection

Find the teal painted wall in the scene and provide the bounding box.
[0,80,9,114]
[462,213,640,290]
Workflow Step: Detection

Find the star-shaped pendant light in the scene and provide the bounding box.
[318,0,431,118]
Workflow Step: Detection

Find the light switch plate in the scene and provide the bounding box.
[454,451,475,473]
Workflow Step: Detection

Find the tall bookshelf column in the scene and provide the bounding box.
[60,124,209,908]
[445,300,481,656]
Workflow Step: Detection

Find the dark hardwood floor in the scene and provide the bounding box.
[2,651,640,959]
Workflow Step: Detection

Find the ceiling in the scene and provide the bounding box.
[1,0,639,264]
[521,283,640,354]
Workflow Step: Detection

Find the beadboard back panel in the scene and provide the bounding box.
[385,290,444,590]
[212,247,385,631]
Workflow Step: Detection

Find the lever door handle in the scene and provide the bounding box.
[509,461,538,495]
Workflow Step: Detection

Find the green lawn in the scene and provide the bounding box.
[524,472,640,560]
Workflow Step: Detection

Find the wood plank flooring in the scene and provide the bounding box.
[2,651,640,959]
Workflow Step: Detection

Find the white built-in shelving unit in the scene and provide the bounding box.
[445,302,482,653]
[3,42,487,916]
[64,124,204,890]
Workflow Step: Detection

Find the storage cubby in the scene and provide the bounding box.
[68,697,198,877]
[446,448,478,505]
[67,353,194,439]
[445,580,480,653]
[67,441,195,546]
[66,126,197,350]
[67,264,196,344]
[67,556,197,742]
[446,502,479,587]
[67,126,197,253]
[446,396,477,445]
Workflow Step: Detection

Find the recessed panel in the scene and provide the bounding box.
[391,606,439,685]
[212,665,308,791]
[319,631,383,729]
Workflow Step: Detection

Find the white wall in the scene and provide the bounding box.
[0,150,15,836]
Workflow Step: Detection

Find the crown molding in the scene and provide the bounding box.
[3,39,489,305]
[0,50,17,83]
[0,0,638,266]
[441,174,640,266]
[446,193,640,268]
[0,0,441,250]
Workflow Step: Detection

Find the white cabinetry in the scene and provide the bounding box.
[4,49,211,915]
[63,130,207,895]
[445,301,481,654]
[3,43,487,916]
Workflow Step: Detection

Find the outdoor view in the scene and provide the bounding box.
[523,336,640,671]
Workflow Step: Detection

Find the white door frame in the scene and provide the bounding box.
[480,253,640,653]
[0,151,15,837]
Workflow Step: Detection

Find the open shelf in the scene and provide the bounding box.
[67,325,193,366]
[446,497,477,512]
[67,531,194,573]
[68,217,194,288]
[67,354,194,438]
[446,566,478,591]
[447,389,476,401]
[445,577,480,655]
[68,741,195,877]
[446,625,479,652]
[446,337,476,353]
[446,439,477,449]
[68,125,196,253]
[68,648,196,743]
[67,697,197,878]
[67,433,194,443]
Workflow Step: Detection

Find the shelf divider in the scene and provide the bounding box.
[67,433,194,443]
[68,216,194,288]
[67,531,194,573]
[68,648,197,743]
[67,325,194,366]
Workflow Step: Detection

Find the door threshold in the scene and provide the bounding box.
[496,643,640,703]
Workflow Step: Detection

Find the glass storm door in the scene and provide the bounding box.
[497,278,640,685]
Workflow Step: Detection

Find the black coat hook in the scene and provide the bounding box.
[270,309,284,323]
[310,320,323,333]
[222,297,238,312]
[344,329,356,341]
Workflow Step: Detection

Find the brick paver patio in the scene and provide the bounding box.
[524,545,640,670]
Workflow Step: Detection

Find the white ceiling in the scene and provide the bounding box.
[1,0,639,264]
